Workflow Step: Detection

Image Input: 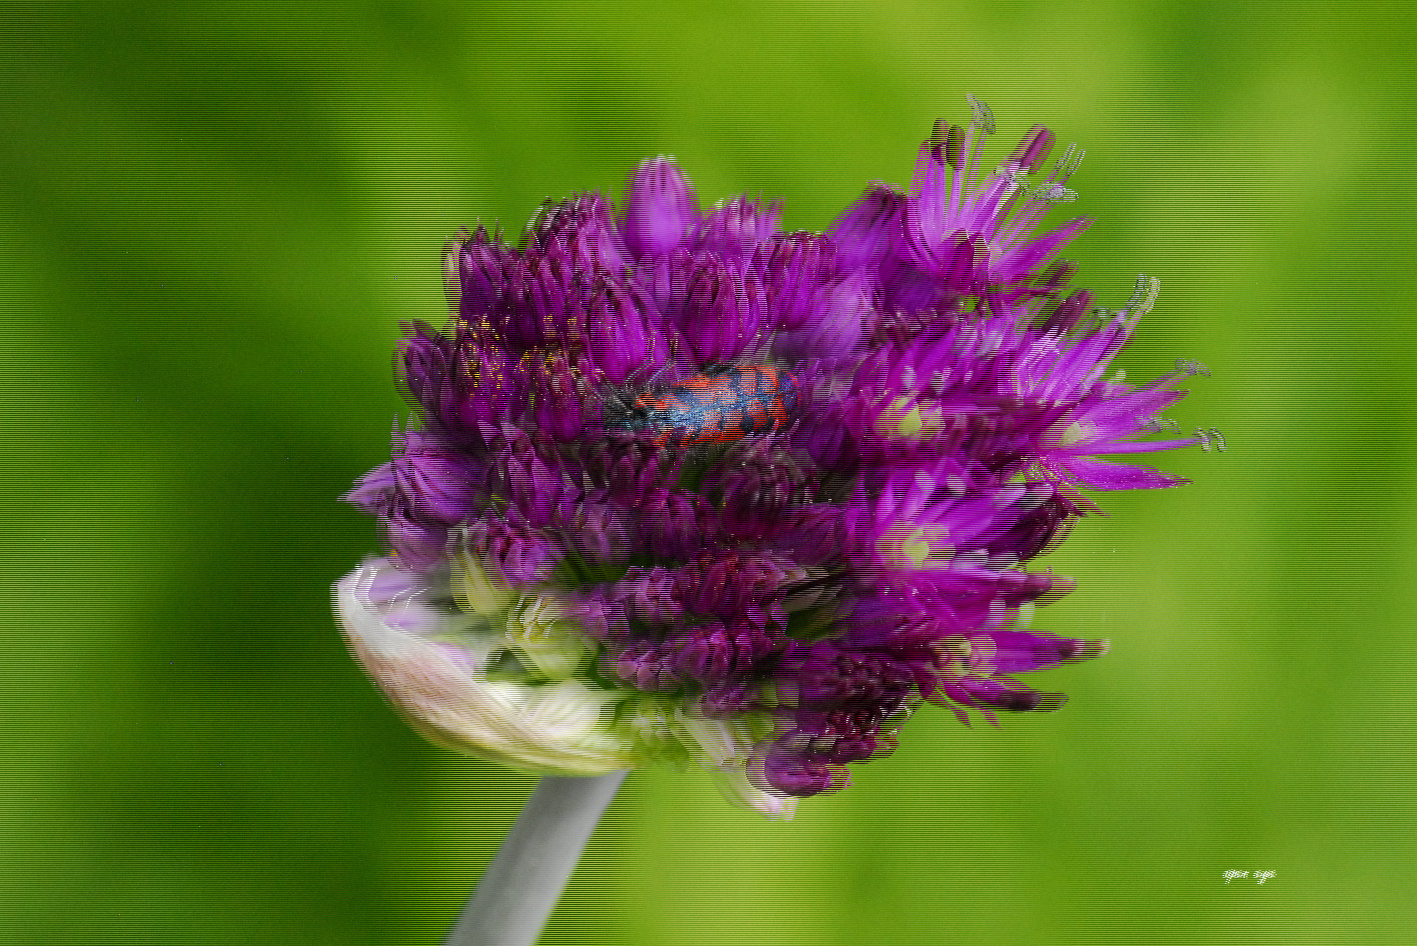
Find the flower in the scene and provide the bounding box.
[335,97,1212,815]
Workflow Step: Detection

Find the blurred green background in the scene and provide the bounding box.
[3,2,1415,943]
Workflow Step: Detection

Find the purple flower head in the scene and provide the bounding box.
[528,192,629,274]
[457,226,511,320]
[694,196,782,263]
[586,277,671,383]
[623,157,701,260]
[337,96,1217,813]
[671,257,767,367]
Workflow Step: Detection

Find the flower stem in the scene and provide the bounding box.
[445,771,628,946]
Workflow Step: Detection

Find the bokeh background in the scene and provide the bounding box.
[3,2,1415,943]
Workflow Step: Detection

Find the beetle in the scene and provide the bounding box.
[605,365,799,449]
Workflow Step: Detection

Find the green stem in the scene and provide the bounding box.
[444,771,628,946]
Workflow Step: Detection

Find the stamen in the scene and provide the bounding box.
[1040,260,1076,289]
[930,118,950,150]
[1009,124,1056,174]
[947,122,975,220]
[1088,305,1116,333]
[442,240,462,314]
[934,122,965,169]
[1127,275,1161,318]
[1196,427,1227,452]
[966,93,996,135]
[1050,144,1085,183]
[994,144,1085,252]
[1031,181,1078,203]
[1174,357,1212,378]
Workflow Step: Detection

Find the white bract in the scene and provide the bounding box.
[334,557,796,818]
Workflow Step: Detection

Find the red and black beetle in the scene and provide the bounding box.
[606,365,799,449]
